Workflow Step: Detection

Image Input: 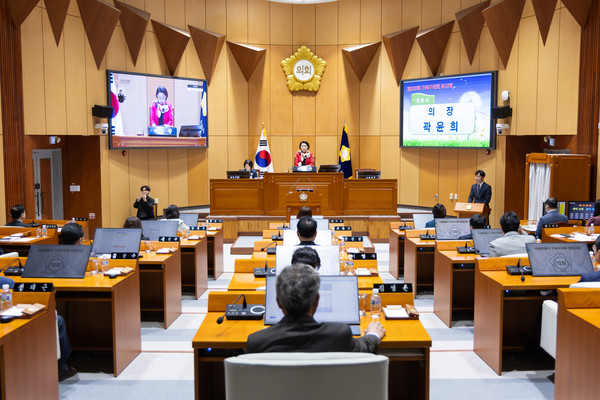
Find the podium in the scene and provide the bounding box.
[454,202,490,222]
[285,190,322,221]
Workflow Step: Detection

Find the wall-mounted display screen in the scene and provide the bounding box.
[400,71,497,149]
[107,70,208,149]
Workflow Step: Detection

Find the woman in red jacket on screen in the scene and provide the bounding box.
[294,140,314,167]
[149,86,174,126]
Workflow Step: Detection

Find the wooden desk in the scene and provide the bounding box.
[23,218,90,240]
[138,244,182,328]
[206,229,224,279]
[0,291,59,399]
[433,241,478,327]
[388,222,414,279]
[555,288,600,400]
[541,226,598,244]
[404,231,436,293]
[228,273,384,291]
[0,231,58,256]
[473,257,579,374]
[180,237,208,299]
[1,258,141,376]
[193,313,431,400]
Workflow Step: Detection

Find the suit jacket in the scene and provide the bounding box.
[488,231,536,257]
[579,271,600,282]
[133,196,155,220]
[458,233,473,240]
[5,220,29,227]
[425,219,435,228]
[468,182,492,205]
[535,210,569,238]
[246,315,380,353]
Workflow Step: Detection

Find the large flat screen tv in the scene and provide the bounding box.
[107,70,208,149]
[400,71,497,149]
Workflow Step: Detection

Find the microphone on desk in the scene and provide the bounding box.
[0,257,22,273]
[517,259,525,282]
[217,294,248,324]
[260,241,278,252]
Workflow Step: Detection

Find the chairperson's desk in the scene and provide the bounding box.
[474,257,579,374]
[192,292,432,400]
[0,257,141,376]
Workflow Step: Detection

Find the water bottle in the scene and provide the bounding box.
[101,255,109,273]
[589,223,594,235]
[339,236,346,256]
[0,284,12,311]
[42,225,47,237]
[370,288,381,319]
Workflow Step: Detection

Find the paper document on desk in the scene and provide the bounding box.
[571,233,598,242]
[354,268,371,276]
[11,237,36,242]
[0,306,23,317]
[383,306,409,319]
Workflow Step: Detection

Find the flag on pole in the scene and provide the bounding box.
[338,123,352,178]
[255,125,274,173]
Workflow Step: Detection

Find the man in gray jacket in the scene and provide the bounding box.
[489,211,535,257]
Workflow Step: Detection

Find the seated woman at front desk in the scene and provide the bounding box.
[295,140,314,167]
[241,159,259,178]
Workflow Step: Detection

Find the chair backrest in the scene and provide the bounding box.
[569,282,600,288]
[225,352,388,400]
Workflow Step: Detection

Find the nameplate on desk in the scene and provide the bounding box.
[271,235,283,241]
[266,247,276,255]
[73,217,88,221]
[341,236,363,242]
[254,267,276,277]
[111,252,138,259]
[330,219,344,223]
[334,226,351,231]
[43,224,58,229]
[373,283,412,293]
[13,282,54,292]
[208,219,222,223]
[159,236,180,242]
[190,226,206,231]
[350,253,377,260]
[397,225,413,231]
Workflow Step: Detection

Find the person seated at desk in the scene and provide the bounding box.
[246,263,385,353]
[459,214,487,240]
[133,185,155,220]
[60,222,84,245]
[579,236,600,282]
[241,159,259,178]
[161,204,189,231]
[535,197,569,239]
[468,169,492,206]
[488,211,535,257]
[291,246,321,271]
[124,216,148,240]
[586,200,600,226]
[296,206,312,219]
[297,217,317,246]
[425,203,446,228]
[294,140,314,167]
[5,204,33,227]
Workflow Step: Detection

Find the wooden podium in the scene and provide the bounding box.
[454,202,490,222]
[285,190,322,221]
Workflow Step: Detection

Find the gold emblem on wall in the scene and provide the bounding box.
[281,46,326,92]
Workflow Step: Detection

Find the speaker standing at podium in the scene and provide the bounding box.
[468,170,492,206]
[294,141,314,167]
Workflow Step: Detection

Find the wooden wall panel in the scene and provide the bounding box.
[380,136,400,181]
[338,46,360,136]
[145,0,164,27]
[209,39,228,136]
[0,137,5,224]
[440,31,461,75]
[419,148,439,207]
[127,149,149,217]
[270,46,293,135]
[400,148,419,205]
[106,25,128,72]
[64,16,88,135]
[270,136,293,172]
[315,2,337,45]
[421,0,442,31]
[227,0,247,43]
[227,136,249,171]
[167,148,189,207]
[438,149,458,214]
[270,3,292,46]
[185,0,205,29]
[293,5,315,46]
[207,136,228,180]
[339,0,360,44]
[457,149,478,203]
[359,47,381,136]
[166,0,185,30]
[21,7,46,135]
[516,17,538,135]
[536,9,559,135]
[479,27,499,72]
[360,0,381,44]
[248,51,269,135]
[108,149,130,227]
[358,136,380,170]
[381,0,402,34]
[556,7,580,135]
[206,0,226,34]
[227,48,249,136]
[147,148,169,210]
[380,44,399,135]
[314,135,338,166]
[248,0,268,44]
[315,46,338,135]
[42,13,67,135]
[188,149,208,205]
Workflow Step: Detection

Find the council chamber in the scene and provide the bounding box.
[0,0,599,399]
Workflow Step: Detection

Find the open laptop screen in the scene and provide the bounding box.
[91,228,141,256]
[413,214,433,229]
[141,220,179,241]
[283,229,332,246]
[179,213,199,228]
[275,245,340,275]
[526,242,595,277]
[434,218,471,240]
[22,245,92,279]
[264,275,360,325]
[472,229,503,255]
[289,218,329,230]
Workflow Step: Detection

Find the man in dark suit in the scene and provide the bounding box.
[297,217,318,245]
[5,205,32,227]
[468,170,492,206]
[579,237,600,282]
[246,263,385,353]
[535,197,569,239]
[458,214,487,240]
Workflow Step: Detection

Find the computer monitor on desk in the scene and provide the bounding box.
[289,218,329,230]
[413,213,433,230]
[318,164,340,173]
[526,242,595,276]
[141,220,179,241]
[283,229,332,246]
[22,245,92,279]
[292,166,317,172]
[471,229,503,256]
[179,213,199,228]
[356,171,381,179]
[91,228,142,256]
[435,218,470,240]
[275,245,340,275]
[567,201,595,220]
[226,171,251,179]
[542,201,566,216]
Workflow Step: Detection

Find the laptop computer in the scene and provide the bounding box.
[180,213,199,228]
[283,229,333,246]
[264,275,361,334]
[526,242,595,277]
[413,213,433,230]
[91,228,142,257]
[472,229,504,256]
[141,220,179,241]
[275,245,340,275]
[434,218,471,240]
[289,218,329,230]
[22,245,92,279]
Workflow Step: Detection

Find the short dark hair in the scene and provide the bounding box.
[60,222,84,245]
[595,235,600,250]
[165,205,180,219]
[243,159,253,168]
[296,206,312,219]
[432,203,447,219]
[499,211,521,233]
[155,86,168,98]
[10,205,24,220]
[297,216,317,240]
[475,170,486,178]
[123,216,142,229]
[291,247,321,270]
[469,214,487,229]
[140,185,151,192]
[594,200,600,217]
[544,197,558,209]
[299,140,310,150]
[276,263,320,318]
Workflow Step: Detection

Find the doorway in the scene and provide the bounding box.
[32,149,63,219]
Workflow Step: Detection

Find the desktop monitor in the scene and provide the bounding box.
[413,213,433,230]
[567,201,595,220]
[434,218,471,240]
[542,201,567,216]
[141,220,179,241]
[264,275,360,325]
[318,164,340,172]
[289,218,329,230]
[180,213,199,227]
[91,228,142,256]
[526,242,595,277]
[226,171,251,179]
[22,245,92,279]
[471,229,503,256]
[275,245,341,276]
[356,171,381,179]
[283,229,332,246]
[292,166,317,172]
